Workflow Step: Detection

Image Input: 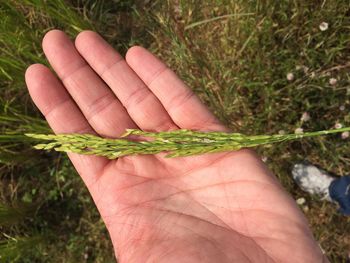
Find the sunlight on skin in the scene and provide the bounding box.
[25,30,329,263]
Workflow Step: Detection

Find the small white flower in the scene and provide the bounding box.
[278,130,286,135]
[341,131,349,139]
[310,72,316,78]
[300,112,311,122]
[296,197,306,205]
[287,72,295,81]
[319,22,329,31]
[302,205,309,213]
[335,123,343,129]
[329,78,338,86]
[339,105,345,111]
[295,128,304,134]
[261,156,268,162]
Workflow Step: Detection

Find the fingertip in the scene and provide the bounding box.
[25,63,48,74]
[125,45,147,64]
[75,30,103,55]
[75,30,99,45]
[42,29,65,45]
[125,45,166,86]
[25,63,40,80]
[25,64,50,87]
[75,31,124,74]
[42,29,70,54]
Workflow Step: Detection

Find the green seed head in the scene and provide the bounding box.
[25,127,350,159]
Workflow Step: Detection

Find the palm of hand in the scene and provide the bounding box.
[26,30,326,262]
[99,152,324,262]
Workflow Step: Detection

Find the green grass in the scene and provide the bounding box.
[0,0,350,261]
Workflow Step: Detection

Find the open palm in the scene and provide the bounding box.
[26,30,327,262]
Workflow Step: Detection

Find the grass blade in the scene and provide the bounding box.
[185,13,255,30]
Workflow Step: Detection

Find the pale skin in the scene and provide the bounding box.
[25,30,329,262]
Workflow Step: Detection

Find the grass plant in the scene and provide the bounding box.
[0,235,43,262]
[0,203,32,226]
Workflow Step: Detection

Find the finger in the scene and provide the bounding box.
[42,30,137,138]
[74,31,177,131]
[25,64,108,186]
[125,46,228,131]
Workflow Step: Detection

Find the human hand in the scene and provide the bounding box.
[26,30,328,262]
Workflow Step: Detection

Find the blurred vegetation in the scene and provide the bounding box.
[0,0,349,262]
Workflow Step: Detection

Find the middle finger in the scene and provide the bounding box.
[42,30,137,137]
[75,31,177,132]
